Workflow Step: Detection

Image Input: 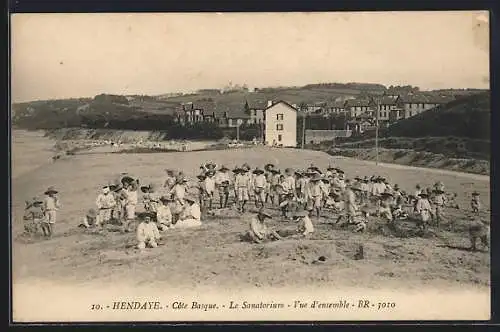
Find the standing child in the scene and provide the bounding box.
[204,170,216,210]
[471,191,481,214]
[96,185,116,227]
[124,181,139,231]
[23,197,45,235]
[235,166,251,213]
[42,186,61,237]
[415,192,432,232]
[112,182,127,224]
[197,174,207,212]
[253,168,267,208]
[468,216,489,251]
[269,169,281,206]
[215,165,231,209]
[309,174,324,218]
[432,188,447,227]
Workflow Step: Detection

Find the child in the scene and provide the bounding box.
[432,188,447,227]
[415,192,432,231]
[96,185,116,226]
[471,191,481,214]
[320,178,331,207]
[468,216,489,251]
[325,190,344,213]
[294,210,314,236]
[197,174,207,211]
[308,174,324,218]
[23,197,45,235]
[447,192,460,209]
[215,165,231,209]
[112,182,127,224]
[136,212,161,250]
[235,167,251,213]
[352,210,369,233]
[79,208,100,228]
[253,168,267,209]
[379,191,394,222]
[156,196,173,231]
[204,170,216,210]
[43,186,61,237]
[279,192,297,220]
[247,208,282,244]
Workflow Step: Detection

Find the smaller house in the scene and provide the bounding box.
[301,102,326,114]
[399,94,454,119]
[245,99,267,125]
[376,95,404,122]
[344,98,376,118]
[330,100,346,115]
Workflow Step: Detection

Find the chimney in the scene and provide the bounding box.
[267,100,273,107]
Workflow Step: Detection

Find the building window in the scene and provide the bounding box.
[276,113,284,121]
[278,134,282,142]
[276,124,284,131]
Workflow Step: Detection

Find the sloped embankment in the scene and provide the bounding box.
[44,128,169,143]
[328,148,489,176]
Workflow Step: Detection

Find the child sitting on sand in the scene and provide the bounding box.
[136,212,161,250]
[79,208,100,228]
[156,196,173,231]
[293,210,314,237]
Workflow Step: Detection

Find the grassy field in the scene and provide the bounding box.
[11,144,490,293]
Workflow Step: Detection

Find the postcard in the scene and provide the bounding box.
[10,11,490,322]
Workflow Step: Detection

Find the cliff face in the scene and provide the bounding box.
[44,128,169,143]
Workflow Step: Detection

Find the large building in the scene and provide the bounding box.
[264,101,298,147]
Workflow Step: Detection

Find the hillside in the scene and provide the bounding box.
[385,92,490,140]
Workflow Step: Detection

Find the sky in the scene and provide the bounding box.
[10,11,490,103]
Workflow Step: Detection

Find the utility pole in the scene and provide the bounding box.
[236,123,240,142]
[301,114,306,149]
[375,96,380,165]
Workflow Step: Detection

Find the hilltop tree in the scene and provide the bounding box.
[243,100,250,115]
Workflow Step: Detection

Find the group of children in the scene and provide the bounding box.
[22,161,487,251]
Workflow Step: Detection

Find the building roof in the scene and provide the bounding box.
[378,96,400,105]
[264,100,298,112]
[344,99,372,107]
[398,94,455,104]
[330,100,346,108]
[226,109,252,119]
[245,98,268,110]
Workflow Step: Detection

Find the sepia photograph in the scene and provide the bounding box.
[10,11,490,322]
